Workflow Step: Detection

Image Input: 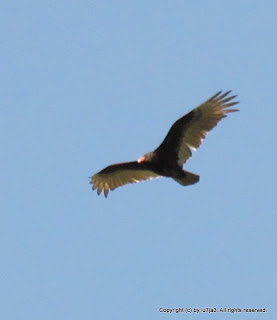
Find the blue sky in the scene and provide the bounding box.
[1,1,276,319]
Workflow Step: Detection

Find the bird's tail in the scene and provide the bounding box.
[173,170,200,186]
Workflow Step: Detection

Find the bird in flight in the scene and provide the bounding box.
[90,91,239,197]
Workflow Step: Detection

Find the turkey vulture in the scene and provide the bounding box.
[90,91,239,197]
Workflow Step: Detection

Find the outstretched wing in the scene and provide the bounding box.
[155,91,239,166]
[90,161,160,197]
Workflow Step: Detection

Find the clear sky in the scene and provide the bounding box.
[1,1,276,319]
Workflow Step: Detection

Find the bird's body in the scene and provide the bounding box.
[90,91,239,197]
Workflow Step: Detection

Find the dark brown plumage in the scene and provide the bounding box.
[90,91,239,197]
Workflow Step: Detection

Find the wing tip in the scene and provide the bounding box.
[209,90,240,113]
[89,175,110,198]
[224,108,239,113]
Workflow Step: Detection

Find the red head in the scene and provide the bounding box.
[137,155,146,163]
[137,152,154,163]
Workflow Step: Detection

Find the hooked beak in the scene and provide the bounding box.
[137,155,146,163]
